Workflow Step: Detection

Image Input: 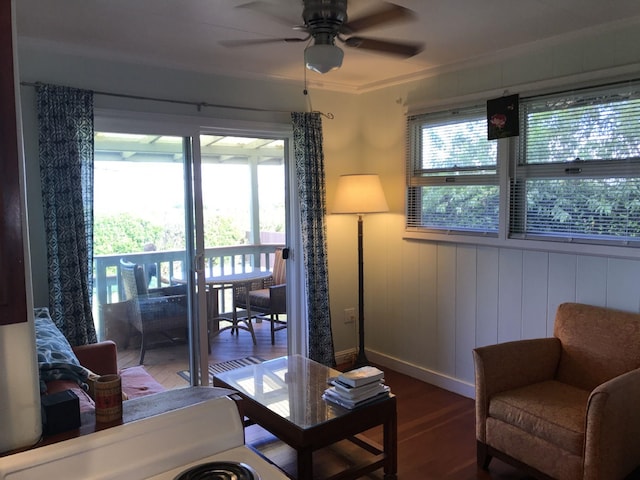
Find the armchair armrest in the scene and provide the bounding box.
[148,284,187,296]
[473,337,561,441]
[269,284,286,313]
[138,294,186,307]
[72,340,118,376]
[474,337,562,395]
[584,368,640,480]
[233,277,273,307]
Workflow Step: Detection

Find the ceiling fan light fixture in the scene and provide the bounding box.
[304,44,344,73]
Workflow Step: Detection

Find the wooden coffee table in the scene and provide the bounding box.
[212,355,397,480]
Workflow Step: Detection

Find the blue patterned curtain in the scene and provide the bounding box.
[37,84,97,346]
[291,112,335,366]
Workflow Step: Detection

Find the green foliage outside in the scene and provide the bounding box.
[94,212,247,255]
[524,178,640,239]
[203,214,247,248]
[525,100,640,164]
[423,118,495,171]
[420,185,499,232]
[519,98,640,239]
[94,214,164,255]
[418,95,640,241]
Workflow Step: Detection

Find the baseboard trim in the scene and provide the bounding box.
[366,350,476,399]
[334,348,357,368]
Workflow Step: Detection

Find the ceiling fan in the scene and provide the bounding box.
[221,0,424,74]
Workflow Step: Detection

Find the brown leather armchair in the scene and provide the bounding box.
[473,302,640,480]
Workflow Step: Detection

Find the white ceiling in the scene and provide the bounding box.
[15,0,640,93]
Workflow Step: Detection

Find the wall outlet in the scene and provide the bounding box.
[344,307,356,324]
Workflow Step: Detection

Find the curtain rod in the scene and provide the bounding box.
[20,81,334,119]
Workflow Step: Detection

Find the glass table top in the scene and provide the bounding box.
[213,355,354,429]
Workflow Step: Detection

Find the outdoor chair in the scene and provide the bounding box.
[120,259,189,364]
[473,302,640,480]
[233,248,286,344]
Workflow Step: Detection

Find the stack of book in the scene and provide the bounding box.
[322,365,390,409]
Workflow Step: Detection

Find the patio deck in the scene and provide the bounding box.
[117,319,287,389]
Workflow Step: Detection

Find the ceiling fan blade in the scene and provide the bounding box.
[220,36,308,48]
[342,2,417,34]
[342,36,423,57]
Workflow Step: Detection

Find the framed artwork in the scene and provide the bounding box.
[487,94,519,140]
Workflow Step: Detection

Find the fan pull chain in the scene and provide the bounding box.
[303,56,309,97]
[303,59,312,112]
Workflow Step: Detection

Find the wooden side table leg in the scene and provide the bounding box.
[383,399,398,479]
[297,447,313,480]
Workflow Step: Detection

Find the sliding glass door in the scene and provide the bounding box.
[93,129,200,383]
[92,114,293,389]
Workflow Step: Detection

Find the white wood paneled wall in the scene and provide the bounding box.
[367,241,640,399]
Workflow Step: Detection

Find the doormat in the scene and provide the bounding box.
[177,356,264,383]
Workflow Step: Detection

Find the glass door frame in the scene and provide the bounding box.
[94,109,305,383]
[198,121,305,358]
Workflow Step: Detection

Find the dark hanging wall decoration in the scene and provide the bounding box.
[487,93,519,140]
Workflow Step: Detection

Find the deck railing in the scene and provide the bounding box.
[93,244,284,335]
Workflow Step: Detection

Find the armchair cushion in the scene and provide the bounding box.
[489,380,589,455]
[234,248,286,315]
[244,284,286,312]
[120,365,166,398]
[246,288,271,309]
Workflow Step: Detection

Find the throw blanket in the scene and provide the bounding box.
[34,308,90,394]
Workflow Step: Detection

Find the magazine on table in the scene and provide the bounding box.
[330,379,387,400]
[336,365,384,388]
[322,387,391,409]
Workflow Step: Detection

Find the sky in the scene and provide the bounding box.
[94,160,285,236]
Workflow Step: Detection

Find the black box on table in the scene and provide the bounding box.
[41,389,81,435]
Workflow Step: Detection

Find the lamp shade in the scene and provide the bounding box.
[304,44,344,74]
[332,174,389,214]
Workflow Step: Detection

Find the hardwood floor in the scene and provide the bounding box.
[245,367,536,480]
[113,325,535,479]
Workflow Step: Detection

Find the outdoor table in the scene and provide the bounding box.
[174,271,272,345]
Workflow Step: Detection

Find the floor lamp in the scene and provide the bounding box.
[332,174,389,368]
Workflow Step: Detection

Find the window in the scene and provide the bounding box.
[406,79,640,249]
[512,81,640,245]
[406,105,499,235]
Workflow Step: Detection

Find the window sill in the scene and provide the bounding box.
[403,230,640,260]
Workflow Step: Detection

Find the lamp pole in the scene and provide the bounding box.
[355,213,368,367]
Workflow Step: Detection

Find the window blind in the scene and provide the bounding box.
[406,105,499,234]
[511,80,640,245]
